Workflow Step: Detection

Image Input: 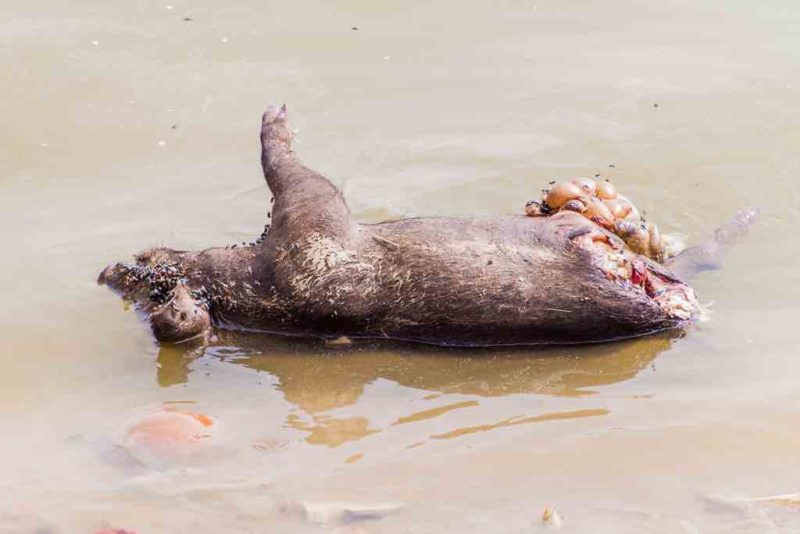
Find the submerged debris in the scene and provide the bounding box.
[118,408,216,466]
[277,499,405,525]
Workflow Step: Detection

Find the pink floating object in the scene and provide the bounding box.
[120,409,216,463]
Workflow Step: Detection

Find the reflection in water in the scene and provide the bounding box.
[158,331,680,401]
[429,408,610,440]
[287,413,379,448]
[156,331,681,447]
[392,400,479,426]
[157,340,207,388]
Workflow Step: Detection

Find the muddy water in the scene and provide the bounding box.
[2,0,800,532]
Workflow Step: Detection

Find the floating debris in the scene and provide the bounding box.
[326,336,352,346]
[540,507,563,528]
[119,408,216,465]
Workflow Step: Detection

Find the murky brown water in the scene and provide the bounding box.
[2,0,800,532]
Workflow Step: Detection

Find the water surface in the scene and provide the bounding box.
[2,0,800,532]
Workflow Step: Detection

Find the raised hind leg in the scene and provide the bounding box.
[260,105,354,247]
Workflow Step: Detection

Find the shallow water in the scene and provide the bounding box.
[2,0,800,532]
